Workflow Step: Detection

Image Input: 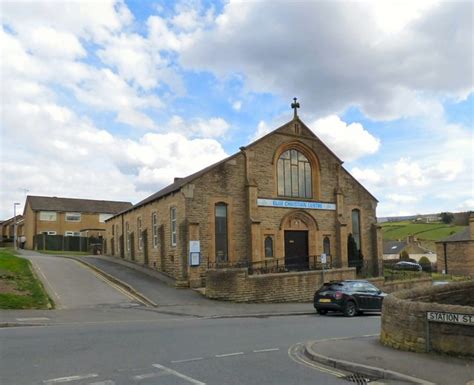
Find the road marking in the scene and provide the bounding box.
[215,352,244,358]
[88,381,115,385]
[288,344,345,378]
[43,373,98,383]
[171,357,204,363]
[16,317,50,321]
[132,372,166,380]
[153,363,206,385]
[253,348,279,353]
[32,261,63,308]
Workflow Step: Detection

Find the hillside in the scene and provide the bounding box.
[380,221,467,251]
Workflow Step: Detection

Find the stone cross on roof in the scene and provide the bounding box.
[291,97,300,118]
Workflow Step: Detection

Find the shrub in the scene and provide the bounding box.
[419,256,432,272]
[400,250,410,260]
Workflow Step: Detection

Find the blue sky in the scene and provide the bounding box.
[1,0,473,219]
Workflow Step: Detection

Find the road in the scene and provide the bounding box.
[0,252,382,385]
[0,313,381,385]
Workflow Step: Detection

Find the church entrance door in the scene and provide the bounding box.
[284,230,309,270]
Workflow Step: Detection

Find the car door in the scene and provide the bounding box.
[351,282,370,310]
[363,283,383,311]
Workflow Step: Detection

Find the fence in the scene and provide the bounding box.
[34,234,103,253]
[207,255,333,275]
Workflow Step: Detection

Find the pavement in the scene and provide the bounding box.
[305,335,474,385]
[4,250,473,385]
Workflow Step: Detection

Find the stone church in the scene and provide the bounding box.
[105,103,382,289]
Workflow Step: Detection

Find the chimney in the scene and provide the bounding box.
[470,213,474,240]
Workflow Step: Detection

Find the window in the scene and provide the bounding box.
[215,203,228,262]
[126,222,130,253]
[351,209,361,252]
[41,231,56,235]
[277,149,312,198]
[264,236,274,258]
[323,236,331,256]
[152,213,158,248]
[99,213,113,223]
[65,212,81,222]
[39,211,57,221]
[112,224,115,236]
[64,231,80,237]
[170,207,177,247]
[137,217,142,250]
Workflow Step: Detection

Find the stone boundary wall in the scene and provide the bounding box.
[368,276,433,293]
[205,268,356,302]
[381,280,474,356]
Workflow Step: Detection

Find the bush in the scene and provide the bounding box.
[419,256,432,272]
[400,250,410,260]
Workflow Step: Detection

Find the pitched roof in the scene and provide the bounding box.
[383,240,407,254]
[26,196,132,214]
[437,227,471,242]
[112,116,378,218]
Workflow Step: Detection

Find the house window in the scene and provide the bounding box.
[137,217,142,250]
[215,203,228,262]
[65,212,81,222]
[277,149,312,198]
[112,224,115,236]
[125,222,130,253]
[39,211,57,221]
[170,207,177,247]
[99,213,113,223]
[323,236,331,255]
[41,231,56,235]
[264,236,274,258]
[352,209,361,252]
[152,213,158,248]
[65,231,80,237]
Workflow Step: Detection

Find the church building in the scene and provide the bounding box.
[105,101,382,289]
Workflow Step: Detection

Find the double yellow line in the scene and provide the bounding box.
[288,343,345,378]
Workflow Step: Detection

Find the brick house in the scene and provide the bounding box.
[0,215,23,242]
[105,113,382,288]
[23,196,132,250]
[436,213,474,276]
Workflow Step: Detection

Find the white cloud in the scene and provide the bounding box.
[351,167,382,185]
[232,100,242,111]
[387,194,419,204]
[251,120,271,141]
[457,199,474,212]
[310,115,380,161]
[168,115,230,138]
[181,1,473,120]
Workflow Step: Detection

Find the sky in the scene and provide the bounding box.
[1,0,473,220]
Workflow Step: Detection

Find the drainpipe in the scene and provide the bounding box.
[443,242,448,275]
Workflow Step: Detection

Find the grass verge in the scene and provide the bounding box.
[36,250,89,256]
[0,248,53,309]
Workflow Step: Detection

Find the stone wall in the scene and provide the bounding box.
[368,276,433,293]
[381,280,474,356]
[206,267,356,302]
[436,241,474,277]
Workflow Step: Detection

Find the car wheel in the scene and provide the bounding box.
[317,309,328,315]
[343,301,356,317]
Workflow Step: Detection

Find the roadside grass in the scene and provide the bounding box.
[383,268,430,281]
[0,248,52,309]
[36,250,89,256]
[431,272,471,282]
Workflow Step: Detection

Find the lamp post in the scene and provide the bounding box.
[13,202,20,250]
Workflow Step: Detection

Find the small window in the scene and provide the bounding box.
[65,212,81,222]
[99,213,113,223]
[215,203,228,262]
[152,213,158,248]
[264,236,274,258]
[170,207,177,247]
[323,236,331,256]
[65,231,80,237]
[126,222,130,252]
[39,211,57,221]
[41,231,57,235]
[137,217,142,250]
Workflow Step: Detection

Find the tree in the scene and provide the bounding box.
[400,250,409,260]
[440,212,454,224]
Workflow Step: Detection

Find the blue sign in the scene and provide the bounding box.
[257,198,336,211]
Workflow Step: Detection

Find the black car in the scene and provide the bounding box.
[313,280,386,317]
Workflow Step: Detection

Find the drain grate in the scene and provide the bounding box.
[343,373,376,384]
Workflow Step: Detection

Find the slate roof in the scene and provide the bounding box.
[437,227,471,242]
[383,241,407,254]
[110,117,379,219]
[26,196,132,214]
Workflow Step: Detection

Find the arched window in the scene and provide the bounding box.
[351,209,361,252]
[215,203,228,262]
[277,149,312,198]
[323,236,330,256]
[264,236,274,258]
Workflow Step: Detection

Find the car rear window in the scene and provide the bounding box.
[321,282,346,291]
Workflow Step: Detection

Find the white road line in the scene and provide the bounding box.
[253,348,280,353]
[33,262,63,307]
[171,357,204,363]
[43,373,98,384]
[132,372,166,380]
[153,364,206,385]
[88,381,115,385]
[16,317,50,321]
[215,352,244,358]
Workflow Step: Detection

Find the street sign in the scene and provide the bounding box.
[320,253,327,264]
[427,311,474,326]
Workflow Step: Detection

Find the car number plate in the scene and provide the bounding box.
[319,298,331,303]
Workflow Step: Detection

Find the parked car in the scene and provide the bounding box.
[313,280,386,317]
[394,261,422,271]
